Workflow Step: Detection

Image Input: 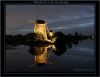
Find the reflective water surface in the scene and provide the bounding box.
[6,39,95,73]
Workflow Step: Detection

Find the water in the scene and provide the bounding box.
[5,40,95,73]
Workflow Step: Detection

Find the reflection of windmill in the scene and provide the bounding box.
[29,44,56,67]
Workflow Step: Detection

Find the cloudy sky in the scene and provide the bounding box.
[6,5,94,35]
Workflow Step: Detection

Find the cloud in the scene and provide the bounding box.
[19,29,33,32]
[46,14,94,24]
[50,22,94,30]
[18,22,93,32]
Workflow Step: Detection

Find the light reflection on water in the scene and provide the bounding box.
[6,40,95,73]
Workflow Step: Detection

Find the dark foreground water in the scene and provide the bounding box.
[5,40,95,73]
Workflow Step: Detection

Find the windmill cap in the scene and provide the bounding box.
[36,20,45,24]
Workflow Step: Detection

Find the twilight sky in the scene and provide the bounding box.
[6,5,94,35]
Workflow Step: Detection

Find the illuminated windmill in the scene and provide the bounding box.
[34,20,49,41]
[28,6,55,42]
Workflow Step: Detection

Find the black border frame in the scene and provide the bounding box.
[1,0,99,76]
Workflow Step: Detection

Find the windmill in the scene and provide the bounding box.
[28,5,55,43]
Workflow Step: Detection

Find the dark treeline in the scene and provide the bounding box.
[6,32,93,46]
[6,32,94,58]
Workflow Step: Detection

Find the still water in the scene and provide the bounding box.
[5,40,95,73]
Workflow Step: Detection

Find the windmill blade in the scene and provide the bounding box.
[28,19,35,23]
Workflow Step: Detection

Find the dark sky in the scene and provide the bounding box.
[6,5,94,35]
